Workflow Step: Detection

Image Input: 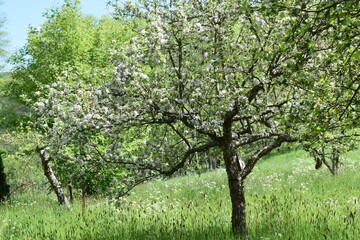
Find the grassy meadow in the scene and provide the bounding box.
[1,148,360,239]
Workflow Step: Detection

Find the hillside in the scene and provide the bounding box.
[0,72,11,94]
[0,72,11,81]
[1,148,360,239]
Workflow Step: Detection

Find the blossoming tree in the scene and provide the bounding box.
[35,0,359,237]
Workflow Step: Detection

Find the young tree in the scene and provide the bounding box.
[37,146,70,208]
[34,0,360,237]
[6,0,133,200]
[305,133,360,175]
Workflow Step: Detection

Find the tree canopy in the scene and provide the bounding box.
[7,0,132,103]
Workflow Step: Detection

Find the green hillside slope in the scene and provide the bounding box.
[1,148,360,239]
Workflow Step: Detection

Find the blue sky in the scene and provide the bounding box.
[1,0,111,71]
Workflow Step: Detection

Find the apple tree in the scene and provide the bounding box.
[34,0,360,237]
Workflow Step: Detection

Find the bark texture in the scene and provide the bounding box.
[222,108,249,238]
[37,146,70,208]
[229,177,247,238]
[223,146,248,239]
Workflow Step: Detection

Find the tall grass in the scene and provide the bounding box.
[1,148,360,239]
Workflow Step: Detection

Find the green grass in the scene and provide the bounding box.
[1,148,360,239]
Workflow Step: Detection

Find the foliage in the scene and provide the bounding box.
[7,0,132,104]
[2,148,360,239]
[0,73,30,128]
[0,11,20,128]
[0,74,44,192]
[0,130,43,186]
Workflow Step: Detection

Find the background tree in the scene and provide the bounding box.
[0,3,7,70]
[305,132,360,175]
[33,0,360,237]
[7,0,132,104]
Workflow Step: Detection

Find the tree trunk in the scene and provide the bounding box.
[228,174,248,238]
[223,146,248,239]
[331,148,340,176]
[37,146,70,208]
[0,153,10,202]
[68,180,74,202]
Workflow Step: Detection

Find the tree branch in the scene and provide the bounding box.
[241,134,297,179]
[233,130,277,148]
[162,140,219,176]
[339,76,360,121]
[168,123,191,148]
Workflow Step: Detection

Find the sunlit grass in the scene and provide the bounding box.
[1,148,360,239]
